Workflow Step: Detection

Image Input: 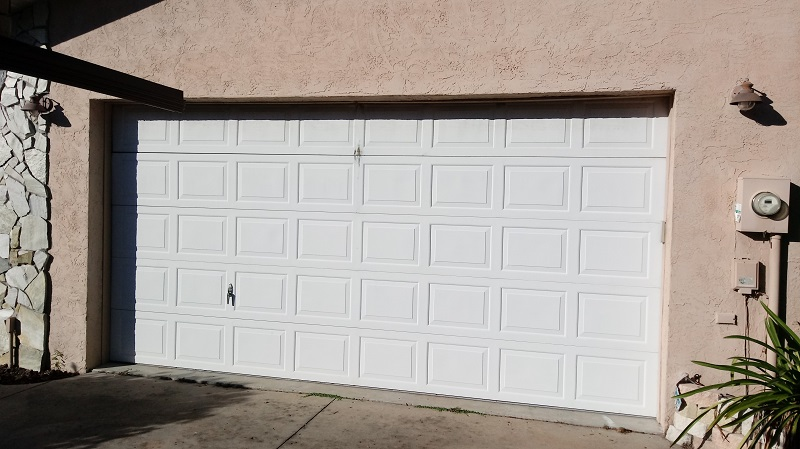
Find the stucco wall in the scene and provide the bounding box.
[46,0,800,426]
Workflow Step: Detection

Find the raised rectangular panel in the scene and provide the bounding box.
[582,167,651,212]
[137,214,169,252]
[135,319,166,357]
[577,356,644,404]
[430,225,490,269]
[297,276,350,318]
[365,119,421,146]
[362,222,418,265]
[176,322,224,363]
[300,120,352,145]
[429,284,489,329]
[504,166,569,210]
[500,350,563,396]
[506,118,568,146]
[433,119,492,147]
[428,344,487,389]
[298,220,351,261]
[299,164,352,204]
[178,162,227,200]
[363,165,420,206]
[503,228,567,273]
[579,293,646,341]
[585,117,648,144]
[135,267,167,304]
[177,269,224,308]
[584,104,653,148]
[178,216,227,255]
[234,272,285,313]
[501,289,565,335]
[137,161,169,199]
[361,280,417,323]
[237,163,288,202]
[432,166,492,208]
[580,231,648,277]
[179,119,227,144]
[238,120,288,145]
[234,327,284,369]
[360,338,416,382]
[138,120,169,143]
[236,218,287,258]
[295,332,348,375]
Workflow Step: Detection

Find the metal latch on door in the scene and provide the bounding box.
[227,284,235,306]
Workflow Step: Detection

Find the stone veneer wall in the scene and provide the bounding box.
[0,2,51,371]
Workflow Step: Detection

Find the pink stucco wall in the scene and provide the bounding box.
[46,0,800,425]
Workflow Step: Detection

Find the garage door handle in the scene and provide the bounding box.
[227,284,235,306]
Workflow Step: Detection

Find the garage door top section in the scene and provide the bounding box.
[113,101,669,158]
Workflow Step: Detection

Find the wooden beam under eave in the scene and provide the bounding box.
[0,36,185,112]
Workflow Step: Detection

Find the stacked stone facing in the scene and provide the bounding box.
[0,3,50,371]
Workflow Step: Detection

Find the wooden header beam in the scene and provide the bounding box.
[0,36,185,112]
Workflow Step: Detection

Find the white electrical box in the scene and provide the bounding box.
[735,178,790,234]
[733,259,760,294]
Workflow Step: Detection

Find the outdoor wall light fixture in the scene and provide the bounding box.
[730,79,763,111]
[21,92,54,118]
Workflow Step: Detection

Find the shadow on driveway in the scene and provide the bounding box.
[0,373,330,448]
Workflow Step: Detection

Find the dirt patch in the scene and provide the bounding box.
[0,364,78,385]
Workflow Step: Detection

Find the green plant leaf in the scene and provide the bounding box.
[671,302,800,449]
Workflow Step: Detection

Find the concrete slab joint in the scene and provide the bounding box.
[0,2,50,371]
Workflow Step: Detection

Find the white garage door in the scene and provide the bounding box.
[110,101,668,416]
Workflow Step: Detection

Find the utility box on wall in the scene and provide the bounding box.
[736,178,791,234]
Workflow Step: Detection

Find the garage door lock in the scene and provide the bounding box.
[226,284,235,306]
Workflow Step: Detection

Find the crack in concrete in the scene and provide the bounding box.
[275,397,336,449]
[0,379,49,400]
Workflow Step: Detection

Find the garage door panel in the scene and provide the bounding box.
[237,162,289,203]
[112,102,667,417]
[114,258,660,353]
[178,161,229,201]
[118,153,664,223]
[363,164,421,206]
[118,312,658,415]
[125,208,662,288]
[233,327,286,370]
[365,118,425,149]
[114,103,666,157]
[505,116,573,149]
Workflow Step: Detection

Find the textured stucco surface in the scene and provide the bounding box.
[46,0,800,426]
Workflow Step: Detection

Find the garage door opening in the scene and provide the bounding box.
[109,100,669,416]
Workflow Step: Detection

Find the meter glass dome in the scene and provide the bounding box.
[752,191,782,217]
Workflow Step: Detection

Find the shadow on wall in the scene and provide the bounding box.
[49,0,164,46]
[3,374,251,448]
[739,95,787,126]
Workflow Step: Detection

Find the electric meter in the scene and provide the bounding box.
[752,191,783,217]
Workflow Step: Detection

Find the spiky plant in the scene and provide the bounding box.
[672,302,800,449]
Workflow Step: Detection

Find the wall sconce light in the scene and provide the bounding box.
[21,92,54,118]
[730,79,763,111]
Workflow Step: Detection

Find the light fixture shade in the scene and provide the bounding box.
[730,81,763,106]
[730,90,762,105]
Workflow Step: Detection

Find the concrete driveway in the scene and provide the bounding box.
[0,372,671,448]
